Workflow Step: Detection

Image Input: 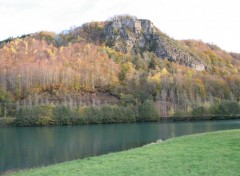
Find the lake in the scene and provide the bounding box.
[1,120,240,174]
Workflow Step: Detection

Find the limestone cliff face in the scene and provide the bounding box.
[102,17,205,70]
[104,18,155,52]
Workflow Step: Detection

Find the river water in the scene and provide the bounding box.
[1,120,240,173]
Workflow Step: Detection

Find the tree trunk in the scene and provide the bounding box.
[4,106,7,118]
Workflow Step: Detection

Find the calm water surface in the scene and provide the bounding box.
[1,120,240,173]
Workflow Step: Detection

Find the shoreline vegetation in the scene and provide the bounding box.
[5,129,240,176]
[1,100,240,127]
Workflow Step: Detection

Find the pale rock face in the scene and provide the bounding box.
[138,37,145,48]
[111,20,122,29]
[104,17,204,70]
[141,20,154,34]
[194,64,205,71]
[134,20,142,33]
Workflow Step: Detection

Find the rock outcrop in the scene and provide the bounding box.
[103,16,205,70]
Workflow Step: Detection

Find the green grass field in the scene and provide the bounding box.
[7,130,240,176]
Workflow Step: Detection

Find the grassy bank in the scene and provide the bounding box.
[6,130,240,176]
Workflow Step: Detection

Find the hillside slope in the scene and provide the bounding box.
[0,15,240,125]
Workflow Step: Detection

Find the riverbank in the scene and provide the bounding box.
[6,129,240,176]
[1,116,240,127]
[1,100,240,127]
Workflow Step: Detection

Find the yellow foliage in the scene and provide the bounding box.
[59,46,63,53]
[187,106,193,113]
[111,75,120,85]
[46,48,54,57]
[148,72,161,84]
[186,70,193,78]
[161,68,169,75]
[233,68,238,74]
[24,41,28,50]
[123,62,135,73]
[10,47,16,54]
[168,107,175,117]
[86,44,91,49]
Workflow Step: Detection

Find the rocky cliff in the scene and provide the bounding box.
[102,16,205,70]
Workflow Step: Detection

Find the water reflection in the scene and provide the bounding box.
[1,120,240,173]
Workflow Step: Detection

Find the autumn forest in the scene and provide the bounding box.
[1,16,240,126]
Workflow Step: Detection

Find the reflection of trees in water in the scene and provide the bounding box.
[1,121,240,173]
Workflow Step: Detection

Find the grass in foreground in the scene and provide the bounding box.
[7,130,240,176]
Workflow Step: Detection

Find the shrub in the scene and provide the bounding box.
[101,105,135,123]
[0,107,2,117]
[16,105,54,126]
[210,101,240,116]
[173,110,186,118]
[192,106,210,116]
[80,105,136,124]
[137,100,160,121]
[80,107,103,124]
[0,117,16,127]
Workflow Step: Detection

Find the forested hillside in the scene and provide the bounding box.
[0,15,240,126]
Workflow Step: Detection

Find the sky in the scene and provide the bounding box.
[0,0,239,53]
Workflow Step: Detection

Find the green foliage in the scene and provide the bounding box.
[173,110,186,118]
[192,106,209,116]
[80,105,136,124]
[0,107,2,117]
[16,105,54,126]
[0,106,6,117]
[0,88,13,105]
[10,100,240,127]
[138,91,153,103]
[149,57,160,69]
[53,106,81,125]
[13,105,136,126]
[0,37,14,48]
[0,88,13,117]
[80,107,102,124]
[120,94,136,105]
[132,55,148,70]
[137,100,159,121]
[0,117,16,127]
[210,101,240,116]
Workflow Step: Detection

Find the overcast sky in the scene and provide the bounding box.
[0,0,239,52]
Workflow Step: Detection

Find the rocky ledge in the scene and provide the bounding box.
[103,16,205,70]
